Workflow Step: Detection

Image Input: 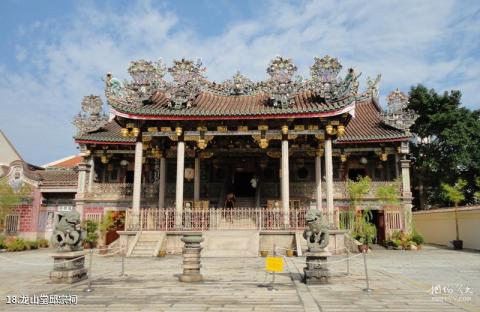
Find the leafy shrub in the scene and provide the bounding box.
[6,237,28,251]
[0,234,5,249]
[85,232,99,245]
[83,219,98,233]
[410,230,425,245]
[26,240,38,250]
[37,238,49,248]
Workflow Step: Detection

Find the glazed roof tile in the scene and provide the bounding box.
[337,99,409,143]
[111,90,354,118]
[38,170,78,187]
[74,121,135,144]
[76,98,409,144]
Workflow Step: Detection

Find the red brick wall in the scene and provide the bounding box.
[13,204,34,232]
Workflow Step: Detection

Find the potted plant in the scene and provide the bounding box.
[286,248,294,257]
[354,209,377,253]
[82,220,98,249]
[441,179,466,250]
[260,250,268,257]
[98,212,116,254]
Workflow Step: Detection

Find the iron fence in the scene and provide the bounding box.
[125,208,338,231]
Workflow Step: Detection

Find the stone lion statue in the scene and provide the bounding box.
[51,211,86,252]
[303,209,329,252]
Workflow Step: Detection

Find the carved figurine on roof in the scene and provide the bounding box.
[104,59,166,107]
[73,95,108,135]
[381,89,418,134]
[102,55,360,111]
[165,58,206,109]
[266,56,299,109]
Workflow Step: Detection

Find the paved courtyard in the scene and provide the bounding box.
[0,246,478,311]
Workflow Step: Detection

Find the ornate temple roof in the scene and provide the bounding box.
[337,99,410,143]
[112,90,355,120]
[74,55,413,144]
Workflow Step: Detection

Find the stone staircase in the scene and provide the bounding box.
[202,230,260,257]
[128,231,165,257]
[235,197,256,208]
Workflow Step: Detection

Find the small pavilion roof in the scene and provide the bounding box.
[337,99,410,143]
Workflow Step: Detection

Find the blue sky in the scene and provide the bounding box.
[0,0,479,165]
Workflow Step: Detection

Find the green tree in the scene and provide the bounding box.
[0,178,32,231]
[408,85,480,209]
[441,179,466,241]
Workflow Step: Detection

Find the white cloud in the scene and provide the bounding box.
[0,0,479,164]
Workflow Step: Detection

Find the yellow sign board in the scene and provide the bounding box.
[265,257,284,273]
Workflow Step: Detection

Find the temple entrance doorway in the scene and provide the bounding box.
[233,171,256,197]
[370,210,386,244]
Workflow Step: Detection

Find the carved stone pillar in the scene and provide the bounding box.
[315,150,323,211]
[176,139,185,227]
[281,138,290,226]
[194,156,200,201]
[401,159,413,232]
[158,154,166,209]
[132,140,143,217]
[324,137,334,226]
[75,161,90,220]
[87,157,95,193]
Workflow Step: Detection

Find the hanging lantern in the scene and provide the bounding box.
[259,138,269,149]
[340,153,347,162]
[325,124,333,135]
[132,127,140,137]
[101,155,108,164]
[184,167,195,181]
[359,157,368,165]
[197,138,207,149]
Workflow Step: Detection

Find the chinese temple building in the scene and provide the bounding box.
[2,56,416,255]
[71,56,416,255]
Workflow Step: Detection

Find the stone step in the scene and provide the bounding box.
[202,230,260,257]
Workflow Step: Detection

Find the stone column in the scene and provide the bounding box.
[315,150,323,211]
[194,156,200,201]
[87,157,95,193]
[281,138,290,226]
[132,140,143,224]
[158,155,166,209]
[175,139,185,227]
[400,159,413,232]
[324,137,334,226]
[75,161,90,220]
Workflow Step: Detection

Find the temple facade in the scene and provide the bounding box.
[1,56,416,253]
[69,55,416,249]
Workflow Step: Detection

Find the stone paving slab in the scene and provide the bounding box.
[0,247,478,311]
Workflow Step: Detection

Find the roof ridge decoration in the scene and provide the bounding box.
[357,74,381,102]
[381,89,418,133]
[103,55,359,110]
[266,56,298,108]
[166,58,206,109]
[73,95,108,135]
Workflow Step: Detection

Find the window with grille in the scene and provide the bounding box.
[4,214,20,234]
